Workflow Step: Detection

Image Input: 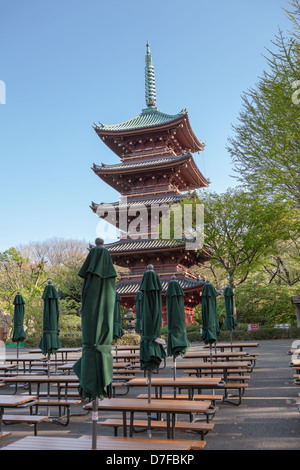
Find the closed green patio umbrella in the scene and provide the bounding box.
[201,282,220,362]
[139,265,166,373]
[12,292,26,358]
[166,276,190,380]
[224,286,237,343]
[134,290,143,334]
[38,280,61,356]
[113,292,125,353]
[72,238,117,449]
[38,280,61,407]
[139,265,166,437]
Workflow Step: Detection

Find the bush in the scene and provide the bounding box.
[186,326,300,343]
[113,334,141,346]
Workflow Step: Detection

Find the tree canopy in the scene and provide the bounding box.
[227,1,300,207]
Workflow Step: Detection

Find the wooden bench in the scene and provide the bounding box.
[3,414,48,435]
[113,369,142,375]
[56,381,130,397]
[24,391,81,398]
[136,393,223,406]
[227,375,251,381]
[112,375,136,381]
[101,418,214,440]
[30,398,82,426]
[183,368,248,376]
[0,432,11,440]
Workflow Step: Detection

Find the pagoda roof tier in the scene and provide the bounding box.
[90,194,184,213]
[94,108,186,133]
[92,153,209,193]
[93,107,205,158]
[104,238,210,260]
[93,153,189,173]
[115,276,205,296]
[106,238,186,253]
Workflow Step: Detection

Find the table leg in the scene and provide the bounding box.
[122,411,127,437]
[0,407,3,433]
[129,411,134,437]
[147,413,152,438]
[166,413,170,439]
[171,412,176,439]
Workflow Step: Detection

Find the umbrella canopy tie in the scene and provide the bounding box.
[84,344,112,354]
[141,335,156,341]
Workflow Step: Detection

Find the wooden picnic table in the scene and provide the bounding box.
[0,394,38,434]
[112,353,140,362]
[0,364,18,375]
[3,375,81,425]
[183,350,258,369]
[4,356,47,374]
[204,342,259,352]
[175,360,249,381]
[56,362,140,373]
[28,348,82,361]
[4,358,66,374]
[183,351,249,360]
[3,374,80,397]
[128,376,223,399]
[84,397,211,439]
[1,434,205,450]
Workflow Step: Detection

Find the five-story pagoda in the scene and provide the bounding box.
[91,42,210,325]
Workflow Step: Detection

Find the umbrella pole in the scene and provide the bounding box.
[17,342,19,359]
[209,344,213,377]
[92,397,99,450]
[173,355,176,382]
[47,352,50,378]
[147,370,152,438]
[210,344,216,400]
[47,352,51,416]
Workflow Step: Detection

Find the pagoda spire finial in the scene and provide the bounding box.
[145,41,157,108]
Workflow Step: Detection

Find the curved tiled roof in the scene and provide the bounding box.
[116,277,205,295]
[93,107,187,132]
[93,153,190,172]
[105,238,187,253]
[90,194,184,212]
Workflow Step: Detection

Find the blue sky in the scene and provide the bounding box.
[0,0,293,251]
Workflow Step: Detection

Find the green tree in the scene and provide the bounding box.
[235,275,299,327]
[19,238,89,317]
[197,189,294,289]
[0,247,49,338]
[262,236,300,286]
[227,1,300,207]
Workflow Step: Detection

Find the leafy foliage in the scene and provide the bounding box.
[227,3,300,207]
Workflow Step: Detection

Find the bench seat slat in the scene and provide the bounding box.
[136,393,223,402]
[101,418,214,440]
[3,414,48,424]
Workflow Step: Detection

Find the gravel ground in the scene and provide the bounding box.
[0,339,299,452]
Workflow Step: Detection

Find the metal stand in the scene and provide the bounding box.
[147,370,152,438]
[92,397,99,450]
